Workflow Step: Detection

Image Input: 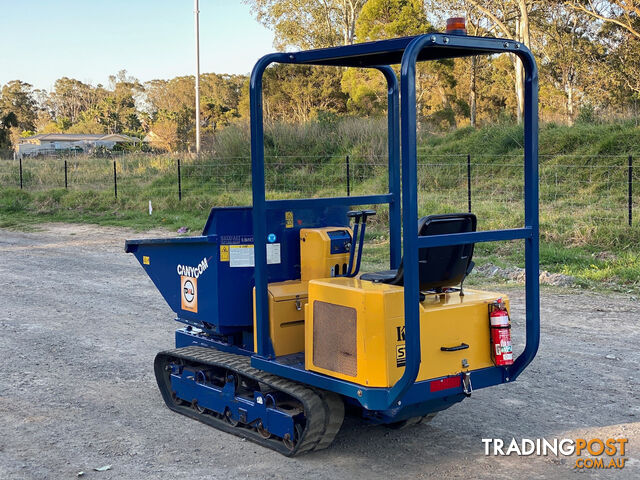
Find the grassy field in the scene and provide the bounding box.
[1,117,639,290]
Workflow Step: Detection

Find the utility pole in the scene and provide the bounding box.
[194,0,201,155]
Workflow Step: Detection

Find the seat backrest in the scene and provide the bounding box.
[391,213,476,291]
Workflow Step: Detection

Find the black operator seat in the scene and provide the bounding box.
[359,213,477,292]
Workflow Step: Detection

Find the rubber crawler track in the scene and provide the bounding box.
[154,346,344,456]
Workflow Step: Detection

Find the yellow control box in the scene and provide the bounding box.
[300,228,351,281]
[252,227,352,357]
[304,277,508,387]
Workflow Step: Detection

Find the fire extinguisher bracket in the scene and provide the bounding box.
[489,299,514,367]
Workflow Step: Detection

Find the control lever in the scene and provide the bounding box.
[345,209,376,277]
[351,210,376,277]
[345,210,362,277]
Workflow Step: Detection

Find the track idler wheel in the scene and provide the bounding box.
[170,390,186,406]
[282,424,303,452]
[191,399,206,414]
[256,421,271,439]
[224,409,239,427]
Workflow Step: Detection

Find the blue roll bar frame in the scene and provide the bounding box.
[249,33,539,412]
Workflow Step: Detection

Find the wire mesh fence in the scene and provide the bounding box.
[0,152,636,231]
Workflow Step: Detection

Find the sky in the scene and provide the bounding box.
[0,0,276,91]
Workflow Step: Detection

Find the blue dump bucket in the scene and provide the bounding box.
[125,206,348,342]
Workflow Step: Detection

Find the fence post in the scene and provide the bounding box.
[113,160,118,199]
[629,155,633,226]
[467,154,472,213]
[177,158,182,201]
[19,157,23,189]
[64,160,68,189]
[346,155,350,196]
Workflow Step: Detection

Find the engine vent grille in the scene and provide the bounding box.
[312,301,357,377]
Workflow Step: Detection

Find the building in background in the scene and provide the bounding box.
[16,133,140,157]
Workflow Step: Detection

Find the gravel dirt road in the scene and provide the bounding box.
[1,224,638,479]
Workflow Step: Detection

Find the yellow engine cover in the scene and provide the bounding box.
[304,277,508,387]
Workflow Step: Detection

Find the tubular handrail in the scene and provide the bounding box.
[416,227,533,248]
[250,53,290,358]
[250,56,402,359]
[386,33,540,409]
[248,34,540,411]
[264,194,393,210]
[375,65,402,269]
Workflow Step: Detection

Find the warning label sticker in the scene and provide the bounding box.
[220,245,230,262]
[285,211,294,228]
[267,243,281,264]
[230,245,254,267]
[229,243,282,267]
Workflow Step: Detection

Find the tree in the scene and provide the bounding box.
[145,77,195,114]
[0,80,37,131]
[533,3,600,123]
[200,74,244,132]
[340,68,388,115]
[356,0,429,39]
[0,111,18,151]
[244,0,367,49]
[144,73,245,148]
[48,77,100,125]
[66,109,107,134]
[350,0,464,128]
[263,64,347,122]
[566,1,640,102]
[201,101,235,133]
[566,1,640,39]
[96,70,142,135]
[593,21,640,106]
[243,0,368,127]
[463,0,537,123]
[341,0,434,117]
[149,116,180,152]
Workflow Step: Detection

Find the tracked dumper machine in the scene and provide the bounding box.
[125,24,540,455]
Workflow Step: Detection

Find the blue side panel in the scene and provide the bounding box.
[175,328,254,356]
[170,363,297,439]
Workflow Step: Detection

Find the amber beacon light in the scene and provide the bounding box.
[446,17,467,35]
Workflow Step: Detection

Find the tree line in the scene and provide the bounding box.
[1,0,639,154]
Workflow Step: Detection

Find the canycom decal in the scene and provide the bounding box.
[176,257,209,279]
[181,276,198,313]
[177,258,208,313]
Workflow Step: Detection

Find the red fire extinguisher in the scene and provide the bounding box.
[489,299,513,366]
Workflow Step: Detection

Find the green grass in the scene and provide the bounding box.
[1,117,639,291]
